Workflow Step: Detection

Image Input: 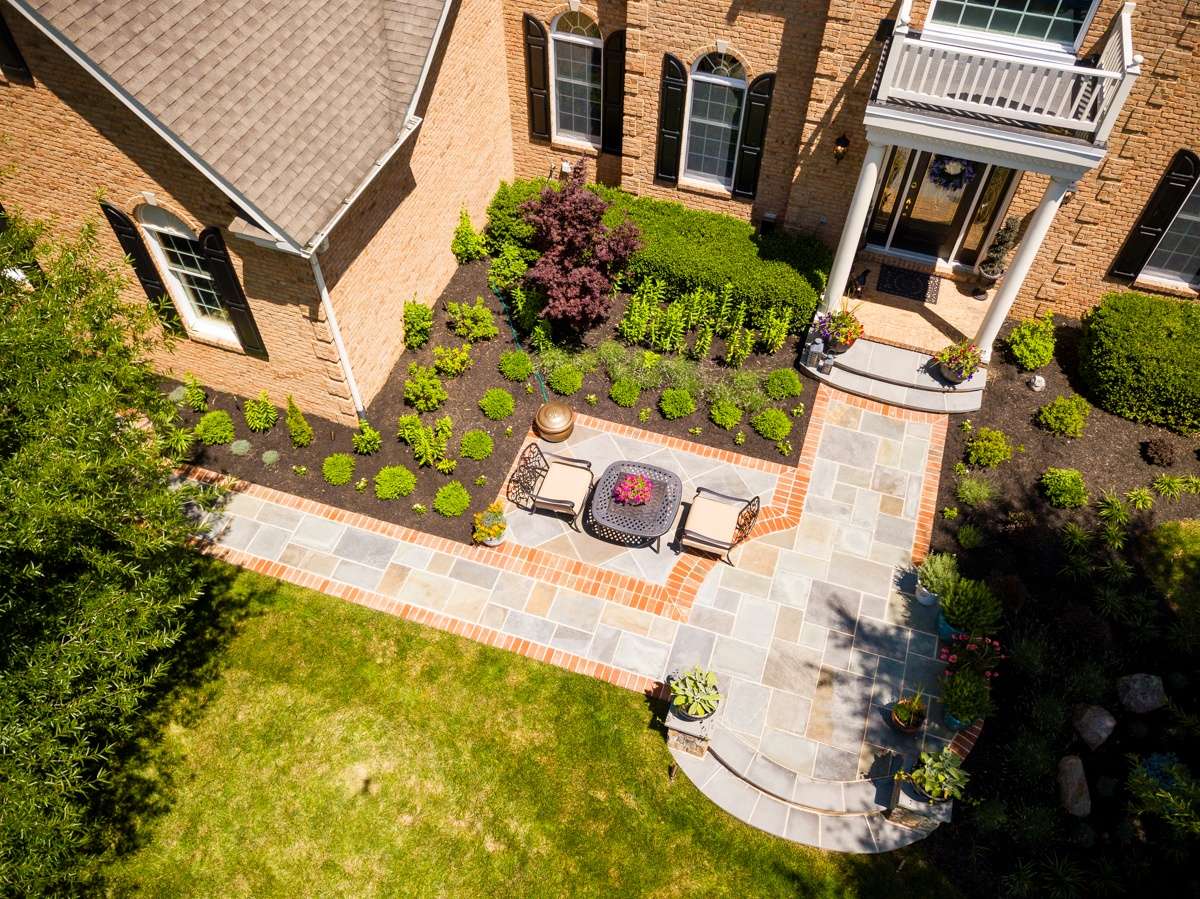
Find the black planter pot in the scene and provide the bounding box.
[913,782,951,804]
[668,701,715,723]
[939,361,969,384]
[826,337,857,355]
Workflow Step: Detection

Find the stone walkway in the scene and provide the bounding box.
[193,385,953,853]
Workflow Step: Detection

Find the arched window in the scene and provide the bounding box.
[683,53,747,190]
[550,12,602,145]
[136,205,236,344]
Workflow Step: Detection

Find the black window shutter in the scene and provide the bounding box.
[1111,149,1200,280]
[655,54,687,183]
[732,74,775,199]
[99,202,183,335]
[601,30,626,156]
[523,14,550,140]
[198,227,268,359]
[0,10,30,78]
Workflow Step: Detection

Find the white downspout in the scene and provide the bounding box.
[309,254,366,418]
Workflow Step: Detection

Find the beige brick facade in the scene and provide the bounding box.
[321,0,515,406]
[0,9,358,425]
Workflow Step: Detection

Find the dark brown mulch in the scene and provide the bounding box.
[173,258,814,543]
[931,316,1200,575]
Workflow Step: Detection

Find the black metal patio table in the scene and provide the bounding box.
[588,461,683,553]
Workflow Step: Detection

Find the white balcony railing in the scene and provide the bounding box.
[875,2,1141,143]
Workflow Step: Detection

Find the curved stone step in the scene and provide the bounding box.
[830,339,987,394]
[802,361,983,413]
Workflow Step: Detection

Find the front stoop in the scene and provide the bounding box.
[801,339,986,414]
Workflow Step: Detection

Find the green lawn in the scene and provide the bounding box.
[103,563,957,898]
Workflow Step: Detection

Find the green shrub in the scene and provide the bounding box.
[433,480,471,517]
[450,208,486,263]
[965,426,1013,468]
[261,449,280,466]
[751,408,793,441]
[1141,519,1200,614]
[182,373,207,411]
[487,243,530,296]
[195,410,235,445]
[659,388,696,420]
[447,297,499,342]
[285,395,314,448]
[1006,312,1056,371]
[484,178,546,255]
[479,388,515,420]
[242,390,277,432]
[397,414,452,468]
[941,578,1002,634]
[351,421,382,455]
[764,368,804,400]
[433,343,473,377]
[459,429,494,461]
[957,523,985,550]
[1036,394,1091,438]
[322,452,355,485]
[1080,291,1200,434]
[955,474,993,508]
[1041,467,1089,508]
[498,349,533,381]
[403,363,448,412]
[609,378,640,408]
[374,465,417,500]
[941,669,994,724]
[229,438,251,457]
[403,301,434,350]
[547,364,583,396]
[709,398,743,431]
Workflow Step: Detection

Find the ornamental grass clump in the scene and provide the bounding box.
[479,388,515,420]
[242,390,277,432]
[322,453,355,486]
[433,481,471,517]
[940,578,1002,635]
[955,474,994,508]
[751,408,792,442]
[374,465,416,500]
[1042,467,1089,508]
[669,666,722,719]
[1036,394,1091,438]
[658,388,696,420]
[195,410,235,446]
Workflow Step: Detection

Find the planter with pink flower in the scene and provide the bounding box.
[613,472,653,506]
[813,304,865,354]
[935,339,983,384]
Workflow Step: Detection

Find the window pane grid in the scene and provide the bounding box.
[1144,187,1200,286]
[153,230,229,322]
[930,0,1091,43]
[685,80,743,184]
[554,40,601,141]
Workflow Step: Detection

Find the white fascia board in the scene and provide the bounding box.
[864,104,1105,181]
[7,0,307,256]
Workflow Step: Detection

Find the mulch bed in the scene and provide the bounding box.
[173,259,814,544]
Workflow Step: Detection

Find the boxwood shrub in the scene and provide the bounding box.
[1041,467,1088,508]
[322,453,355,486]
[479,388,515,420]
[658,388,696,420]
[498,349,534,381]
[1080,291,1200,434]
[751,408,793,441]
[374,465,416,500]
[433,481,471,517]
[609,378,640,408]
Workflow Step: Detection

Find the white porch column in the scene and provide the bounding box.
[821,141,887,312]
[974,175,1073,361]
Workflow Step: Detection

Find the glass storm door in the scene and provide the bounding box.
[890,153,985,259]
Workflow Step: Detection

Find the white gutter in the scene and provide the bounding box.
[8,1,305,255]
[302,0,453,253]
[310,254,366,418]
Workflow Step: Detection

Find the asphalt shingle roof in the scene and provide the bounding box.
[23,0,448,246]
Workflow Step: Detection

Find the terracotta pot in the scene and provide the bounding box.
[891,707,926,736]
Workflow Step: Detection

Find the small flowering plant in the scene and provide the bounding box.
[814,304,865,348]
[939,634,1005,680]
[936,339,983,381]
[472,502,507,544]
[613,473,653,506]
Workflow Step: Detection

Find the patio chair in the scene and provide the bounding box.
[507,443,594,531]
[675,487,760,565]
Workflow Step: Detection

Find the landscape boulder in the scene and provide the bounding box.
[1073,705,1117,750]
[1117,674,1166,714]
[1058,755,1091,817]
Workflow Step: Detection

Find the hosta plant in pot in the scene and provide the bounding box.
[669,666,723,721]
[890,690,927,736]
[938,577,1002,639]
[472,502,507,546]
[897,748,971,803]
[940,668,993,730]
[935,339,983,384]
[916,552,959,607]
[813,303,865,354]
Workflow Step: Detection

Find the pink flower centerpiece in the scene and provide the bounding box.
[613,473,653,506]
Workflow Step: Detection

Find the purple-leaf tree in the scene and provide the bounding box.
[521,161,640,331]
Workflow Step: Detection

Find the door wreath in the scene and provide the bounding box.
[928,155,976,192]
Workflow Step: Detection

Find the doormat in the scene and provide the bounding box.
[877,263,940,304]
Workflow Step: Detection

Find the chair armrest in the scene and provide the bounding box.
[695,486,752,508]
[681,529,734,551]
[543,451,591,470]
[533,496,578,512]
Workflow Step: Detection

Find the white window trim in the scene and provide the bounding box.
[137,218,240,347]
[679,64,748,194]
[549,18,603,150]
[922,0,1102,59]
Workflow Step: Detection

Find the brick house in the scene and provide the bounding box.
[0,0,1194,419]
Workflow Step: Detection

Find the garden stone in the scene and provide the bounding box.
[1117,674,1166,714]
[1073,705,1116,750]
[1057,755,1091,817]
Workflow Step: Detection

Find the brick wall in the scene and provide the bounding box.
[320,0,516,405]
[0,9,356,425]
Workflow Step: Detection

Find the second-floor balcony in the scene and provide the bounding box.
[872,1,1141,148]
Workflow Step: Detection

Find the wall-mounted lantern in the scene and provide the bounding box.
[833,135,850,164]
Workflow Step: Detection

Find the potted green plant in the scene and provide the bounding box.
[940,668,993,730]
[896,748,971,803]
[916,552,959,607]
[977,216,1020,285]
[813,302,865,354]
[890,690,927,735]
[935,339,983,384]
[668,666,723,722]
[937,577,1001,639]
[472,502,507,546]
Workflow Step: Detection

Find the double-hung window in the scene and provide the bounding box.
[1141,187,1200,289]
[551,12,602,146]
[927,0,1099,52]
[683,53,747,191]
